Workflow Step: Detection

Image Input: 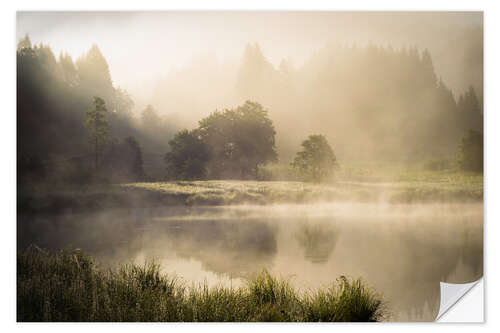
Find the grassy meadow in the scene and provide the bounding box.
[123,169,483,205]
[18,165,483,214]
[17,247,386,322]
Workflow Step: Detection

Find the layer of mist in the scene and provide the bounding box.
[18,202,483,321]
[17,11,483,178]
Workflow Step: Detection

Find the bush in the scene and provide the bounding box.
[305,276,385,322]
[457,130,483,172]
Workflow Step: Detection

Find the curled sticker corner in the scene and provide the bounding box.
[436,278,482,321]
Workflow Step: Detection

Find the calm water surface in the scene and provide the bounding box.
[18,202,483,321]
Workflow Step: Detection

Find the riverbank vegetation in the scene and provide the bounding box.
[17,166,483,214]
[17,247,386,322]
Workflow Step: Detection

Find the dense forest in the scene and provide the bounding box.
[17,35,173,184]
[153,42,483,162]
[17,34,483,185]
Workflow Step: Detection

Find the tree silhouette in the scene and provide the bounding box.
[198,101,277,179]
[85,97,109,171]
[103,136,145,182]
[292,135,338,182]
[165,129,210,180]
[457,130,483,172]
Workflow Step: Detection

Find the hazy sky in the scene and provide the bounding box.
[17,11,482,93]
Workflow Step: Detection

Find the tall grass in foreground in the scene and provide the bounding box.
[17,247,386,322]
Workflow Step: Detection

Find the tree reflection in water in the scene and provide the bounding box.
[295,222,339,263]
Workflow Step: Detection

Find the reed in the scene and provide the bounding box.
[17,246,386,322]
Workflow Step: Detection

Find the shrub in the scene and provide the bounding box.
[457,130,483,172]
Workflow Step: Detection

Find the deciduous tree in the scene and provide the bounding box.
[165,129,210,180]
[292,134,338,182]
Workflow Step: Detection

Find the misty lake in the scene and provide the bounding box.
[17,202,483,321]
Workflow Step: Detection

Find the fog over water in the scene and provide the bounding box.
[18,202,483,321]
[16,11,483,322]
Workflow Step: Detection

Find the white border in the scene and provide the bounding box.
[2,0,498,332]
